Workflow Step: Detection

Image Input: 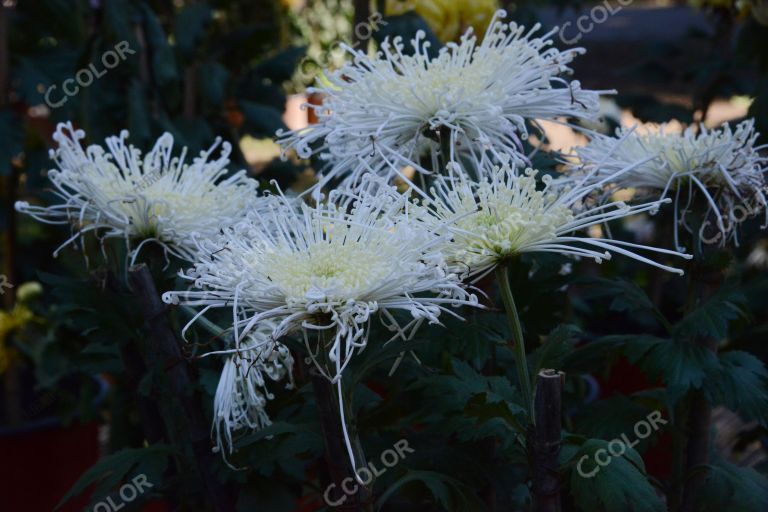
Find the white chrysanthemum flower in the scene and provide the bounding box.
[422,163,691,280]
[163,185,478,474]
[15,122,260,263]
[163,187,478,378]
[209,322,294,457]
[571,120,768,249]
[277,9,606,190]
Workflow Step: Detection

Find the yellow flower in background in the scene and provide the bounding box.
[386,0,499,42]
[0,282,44,374]
[16,282,43,303]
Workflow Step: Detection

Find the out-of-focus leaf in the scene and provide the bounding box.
[127,81,151,146]
[199,60,230,107]
[239,101,286,138]
[174,3,212,59]
[373,13,442,59]
[0,110,24,175]
[141,5,177,86]
[252,47,306,84]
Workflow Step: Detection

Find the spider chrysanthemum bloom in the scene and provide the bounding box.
[277,9,607,190]
[571,120,768,249]
[15,122,260,263]
[209,322,294,456]
[423,163,691,280]
[163,185,478,471]
[163,186,478,382]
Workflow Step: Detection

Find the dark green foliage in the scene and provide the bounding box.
[5,2,768,511]
[56,444,174,510]
[689,458,768,512]
[564,439,666,512]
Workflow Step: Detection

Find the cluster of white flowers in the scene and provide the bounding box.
[277,9,607,190]
[15,122,261,264]
[570,120,768,250]
[19,9,768,471]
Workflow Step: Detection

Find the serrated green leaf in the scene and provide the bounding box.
[628,339,718,403]
[674,287,746,341]
[567,439,665,512]
[704,351,768,425]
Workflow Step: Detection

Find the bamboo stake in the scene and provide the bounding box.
[532,369,563,512]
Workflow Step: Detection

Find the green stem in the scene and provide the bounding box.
[496,262,533,420]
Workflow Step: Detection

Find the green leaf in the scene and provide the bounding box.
[567,439,665,512]
[239,100,287,138]
[704,351,768,426]
[628,338,718,403]
[376,470,484,511]
[103,0,138,48]
[576,277,656,314]
[372,13,442,59]
[691,459,768,512]
[127,81,151,146]
[530,324,581,376]
[56,445,173,509]
[566,335,717,404]
[416,359,526,435]
[564,335,659,374]
[572,394,666,451]
[141,5,178,86]
[674,287,746,341]
[252,47,306,84]
[174,3,212,59]
[199,60,230,107]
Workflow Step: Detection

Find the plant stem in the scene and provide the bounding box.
[128,264,236,512]
[496,262,533,420]
[310,327,372,511]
